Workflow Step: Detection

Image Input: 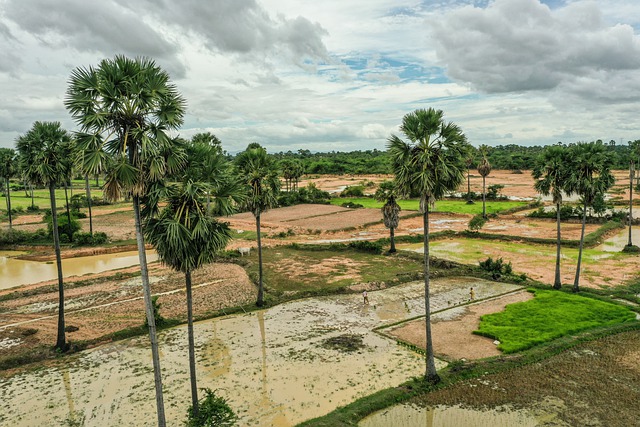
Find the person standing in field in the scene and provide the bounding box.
[363,290,369,304]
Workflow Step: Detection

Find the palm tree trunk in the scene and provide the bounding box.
[85,176,93,236]
[573,200,588,293]
[423,205,439,383]
[23,177,30,198]
[553,201,562,289]
[30,183,35,209]
[482,176,487,218]
[63,182,73,242]
[467,167,471,201]
[185,269,199,417]
[5,178,12,229]
[628,161,634,247]
[133,195,167,427]
[256,213,264,307]
[50,183,67,352]
[389,227,396,253]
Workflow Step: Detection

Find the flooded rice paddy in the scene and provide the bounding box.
[0,250,158,290]
[0,277,521,426]
[359,403,539,427]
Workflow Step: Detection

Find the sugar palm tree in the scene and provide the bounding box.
[477,145,491,218]
[374,180,401,253]
[145,182,231,418]
[0,148,16,229]
[532,145,572,289]
[565,142,614,292]
[235,144,280,307]
[464,146,476,204]
[388,108,467,383]
[65,55,186,427]
[16,121,71,352]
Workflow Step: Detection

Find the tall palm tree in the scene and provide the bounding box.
[388,108,467,383]
[565,142,614,292]
[16,121,71,351]
[65,55,186,427]
[532,145,572,289]
[464,146,476,204]
[477,145,491,219]
[374,181,401,253]
[235,145,280,307]
[145,182,231,418]
[0,148,16,229]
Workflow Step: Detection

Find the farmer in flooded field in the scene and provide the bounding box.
[470,287,475,301]
[363,290,369,304]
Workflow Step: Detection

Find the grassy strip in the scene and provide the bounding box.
[474,289,637,353]
[297,320,640,427]
[329,197,527,215]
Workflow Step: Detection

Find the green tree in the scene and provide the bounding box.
[0,148,16,228]
[565,142,615,292]
[388,108,467,383]
[464,145,476,203]
[145,182,231,418]
[236,145,280,307]
[374,181,401,253]
[477,145,492,219]
[532,145,572,289]
[16,121,71,351]
[65,55,186,427]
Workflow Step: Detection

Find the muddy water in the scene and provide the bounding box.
[0,277,521,426]
[359,403,539,427]
[0,250,158,290]
[598,227,640,252]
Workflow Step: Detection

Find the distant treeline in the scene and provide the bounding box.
[270,140,639,175]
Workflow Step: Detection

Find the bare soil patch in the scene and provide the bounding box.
[385,291,534,360]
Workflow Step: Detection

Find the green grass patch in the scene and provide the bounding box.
[474,289,637,353]
[2,187,105,211]
[329,197,526,215]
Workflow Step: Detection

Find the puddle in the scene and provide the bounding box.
[0,277,521,426]
[0,250,158,290]
[359,403,539,427]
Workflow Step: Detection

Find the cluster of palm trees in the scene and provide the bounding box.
[280,159,304,192]
[7,55,281,425]
[533,142,615,293]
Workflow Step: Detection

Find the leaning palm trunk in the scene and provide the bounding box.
[50,183,67,351]
[133,195,166,426]
[85,175,93,235]
[422,203,439,382]
[256,214,265,306]
[185,269,199,417]
[553,200,562,289]
[573,200,588,292]
[5,178,12,229]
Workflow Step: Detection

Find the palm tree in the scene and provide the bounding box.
[65,55,186,427]
[235,144,280,307]
[477,145,491,219]
[464,146,476,204]
[145,182,231,418]
[532,145,572,289]
[16,121,71,352]
[388,108,467,383]
[0,148,16,229]
[565,142,614,292]
[374,181,401,253]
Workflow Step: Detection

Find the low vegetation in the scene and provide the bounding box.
[329,197,527,214]
[474,289,637,353]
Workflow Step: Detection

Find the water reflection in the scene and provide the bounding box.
[0,250,158,289]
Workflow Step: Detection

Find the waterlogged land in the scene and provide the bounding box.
[0,277,518,426]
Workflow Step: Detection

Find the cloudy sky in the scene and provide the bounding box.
[1,0,640,153]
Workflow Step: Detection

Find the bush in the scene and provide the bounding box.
[341,202,363,209]
[26,205,40,212]
[348,240,383,254]
[185,388,237,427]
[486,184,505,200]
[527,205,578,220]
[144,296,165,328]
[0,228,48,245]
[340,185,365,197]
[468,214,487,231]
[73,231,108,246]
[277,184,331,207]
[479,256,513,280]
[47,214,81,242]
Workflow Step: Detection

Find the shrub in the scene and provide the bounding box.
[341,202,363,209]
[340,185,365,197]
[479,256,513,280]
[185,388,237,427]
[26,205,40,212]
[73,231,108,246]
[348,240,383,254]
[144,296,165,328]
[468,214,487,231]
[47,214,81,242]
[486,184,505,200]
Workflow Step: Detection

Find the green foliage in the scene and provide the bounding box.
[0,228,48,245]
[277,183,331,206]
[341,202,364,209]
[478,256,512,279]
[475,289,637,353]
[527,205,579,220]
[340,185,365,197]
[329,197,527,215]
[347,240,383,254]
[468,214,487,231]
[46,213,81,241]
[145,296,165,328]
[73,232,108,246]
[486,184,505,200]
[185,388,237,427]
